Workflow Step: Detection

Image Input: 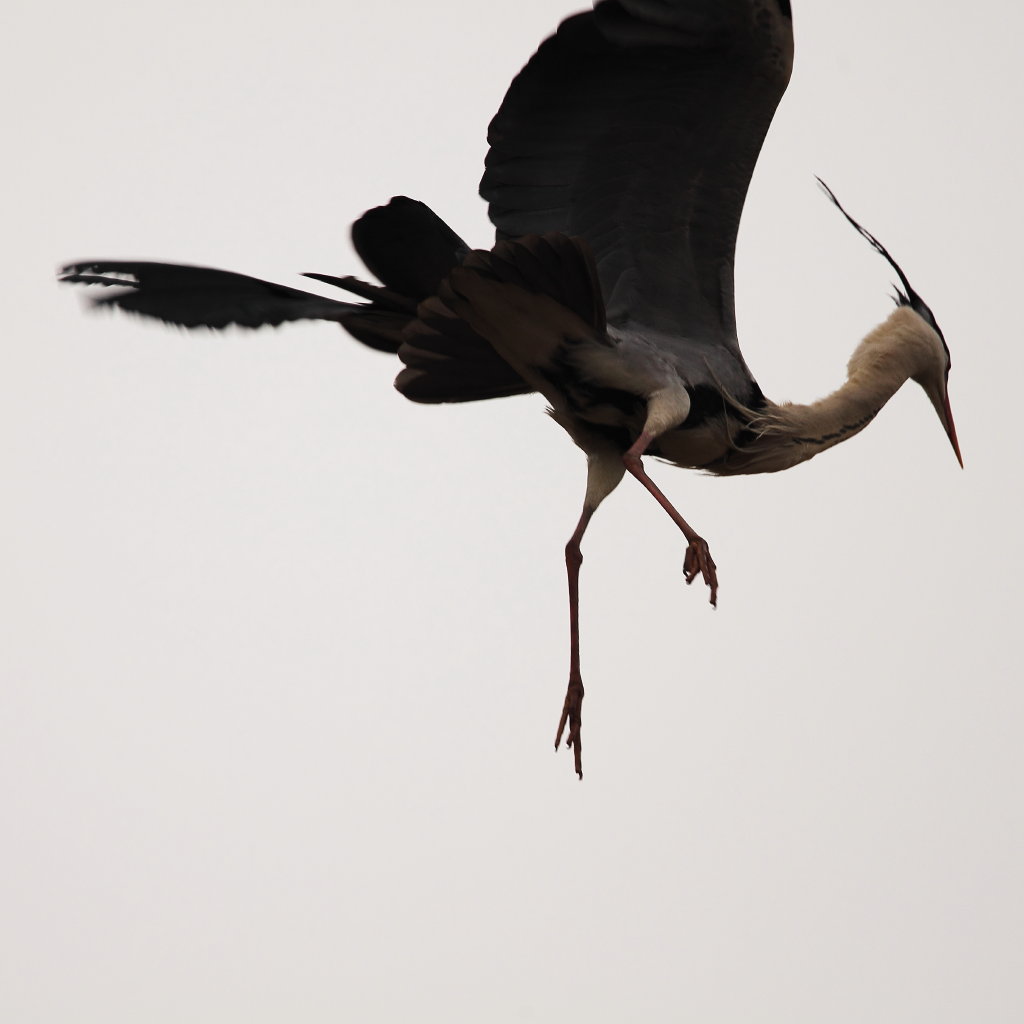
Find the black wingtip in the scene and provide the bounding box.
[59,268,139,289]
[58,261,147,290]
[302,271,351,287]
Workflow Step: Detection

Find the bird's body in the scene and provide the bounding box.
[60,0,960,777]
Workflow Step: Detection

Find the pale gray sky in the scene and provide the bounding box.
[4,1,1023,1021]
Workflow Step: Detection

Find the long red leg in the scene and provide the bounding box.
[555,505,595,779]
[622,431,718,606]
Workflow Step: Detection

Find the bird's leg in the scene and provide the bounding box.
[555,505,594,779]
[622,431,718,606]
[555,451,625,779]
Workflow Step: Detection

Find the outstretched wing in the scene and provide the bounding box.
[58,198,474,356]
[481,0,793,348]
[58,260,423,354]
[59,261,371,329]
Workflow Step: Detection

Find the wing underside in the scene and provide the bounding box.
[481,0,793,350]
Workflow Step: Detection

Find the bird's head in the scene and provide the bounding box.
[904,301,961,469]
[819,179,962,468]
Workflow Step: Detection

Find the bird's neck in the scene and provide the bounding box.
[715,307,929,474]
[769,376,889,460]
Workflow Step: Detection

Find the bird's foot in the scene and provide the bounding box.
[683,537,718,607]
[554,675,584,779]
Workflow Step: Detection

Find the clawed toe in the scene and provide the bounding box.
[683,537,718,607]
[555,677,584,779]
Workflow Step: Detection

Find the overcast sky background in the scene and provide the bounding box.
[4,1,1023,1020]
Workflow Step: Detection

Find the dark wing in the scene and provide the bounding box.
[481,0,793,348]
[59,260,380,328]
[60,259,425,353]
[350,196,470,300]
[58,198,532,396]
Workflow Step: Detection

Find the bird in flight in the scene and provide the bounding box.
[61,0,961,778]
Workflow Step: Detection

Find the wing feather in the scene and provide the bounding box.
[481,0,793,349]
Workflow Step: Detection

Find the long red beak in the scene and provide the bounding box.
[943,394,963,468]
